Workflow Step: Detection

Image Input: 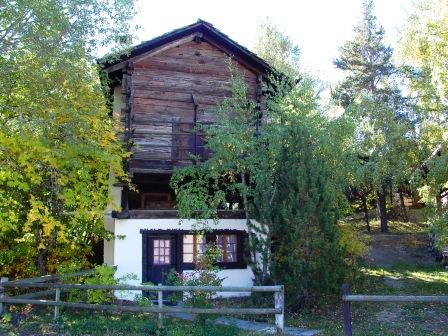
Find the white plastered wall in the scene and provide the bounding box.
[113,218,254,299]
[103,85,124,266]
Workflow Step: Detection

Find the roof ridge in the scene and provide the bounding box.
[101,20,273,74]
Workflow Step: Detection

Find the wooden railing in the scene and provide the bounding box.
[342,283,448,336]
[127,118,214,172]
[0,274,285,335]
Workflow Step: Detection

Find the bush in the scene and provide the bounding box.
[58,264,137,304]
[166,244,223,325]
[270,121,349,309]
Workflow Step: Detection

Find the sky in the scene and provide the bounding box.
[133,0,412,85]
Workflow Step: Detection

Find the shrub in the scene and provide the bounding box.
[58,264,137,304]
[167,244,223,325]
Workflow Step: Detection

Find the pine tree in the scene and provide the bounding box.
[334,0,394,99]
[271,116,346,308]
[333,0,411,233]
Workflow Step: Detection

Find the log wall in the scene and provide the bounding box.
[126,38,259,172]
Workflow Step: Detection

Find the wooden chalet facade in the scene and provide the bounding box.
[102,20,271,294]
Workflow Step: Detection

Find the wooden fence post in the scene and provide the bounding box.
[158,283,163,329]
[54,288,61,320]
[0,277,8,315]
[275,285,284,335]
[342,284,353,336]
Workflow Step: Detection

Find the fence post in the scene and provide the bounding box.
[342,284,352,336]
[0,277,8,315]
[158,283,163,329]
[54,288,61,320]
[275,285,284,335]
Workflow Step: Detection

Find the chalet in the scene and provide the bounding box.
[102,20,272,295]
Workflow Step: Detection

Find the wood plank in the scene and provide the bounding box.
[133,34,196,64]
[134,61,254,79]
[132,68,255,87]
[12,290,55,299]
[344,295,448,303]
[132,90,227,106]
[128,209,245,219]
[2,269,96,286]
[0,298,281,315]
[1,282,282,292]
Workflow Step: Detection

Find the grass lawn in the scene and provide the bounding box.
[0,308,258,336]
[288,263,448,336]
[288,209,448,336]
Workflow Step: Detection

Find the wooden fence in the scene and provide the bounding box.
[0,272,284,335]
[342,283,448,336]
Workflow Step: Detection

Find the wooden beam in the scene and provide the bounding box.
[10,290,55,300]
[0,283,283,292]
[127,209,245,219]
[133,34,196,65]
[201,35,260,75]
[0,298,281,315]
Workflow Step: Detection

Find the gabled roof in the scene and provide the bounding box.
[101,19,273,75]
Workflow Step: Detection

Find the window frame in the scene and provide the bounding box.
[141,229,247,272]
[181,230,247,270]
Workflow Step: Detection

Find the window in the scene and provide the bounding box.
[217,234,237,263]
[182,233,239,264]
[182,234,206,263]
[153,239,171,265]
[141,193,173,209]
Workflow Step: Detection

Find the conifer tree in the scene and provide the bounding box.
[334,0,414,232]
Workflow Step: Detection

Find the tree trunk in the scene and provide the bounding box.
[389,182,394,206]
[435,193,443,213]
[399,189,409,222]
[411,190,419,207]
[36,227,59,275]
[377,190,388,233]
[37,250,49,276]
[361,194,370,232]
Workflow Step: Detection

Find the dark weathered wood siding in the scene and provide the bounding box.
[124,38,259,172]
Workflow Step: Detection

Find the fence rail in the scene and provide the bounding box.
[0,273,284,335]
[341,283,448,336]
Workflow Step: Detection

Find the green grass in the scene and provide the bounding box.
[294,208,448,335]
[0,308,254,336]
[341,208,430,233]
[287,263,448,336]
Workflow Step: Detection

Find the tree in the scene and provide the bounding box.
[254,18,300,78]
[399,0,448,246]
[0,0,135,276]
[334,0,416,232]
[171,22,350,307]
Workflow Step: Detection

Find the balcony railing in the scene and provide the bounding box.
[126,118,214,173]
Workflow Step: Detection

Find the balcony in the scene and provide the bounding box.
[126,118,213,173]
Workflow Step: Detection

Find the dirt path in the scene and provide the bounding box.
[363,233,437,267]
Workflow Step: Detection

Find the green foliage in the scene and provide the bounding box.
[172,52,353,307]
[338,224,370,286]
[254,18,301,77]
[163,320,242,336]
[1,308,244,336]
[168,245,224,325]
[83,265,117,304]
[333,0,419,233]
[165,268,184,303]
[399,0,448,246]
[429,209,448,249]
[58,264,137,304]
[0,0,136,276]
[269,113,348,308]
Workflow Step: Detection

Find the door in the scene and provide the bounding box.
[145,235,176,285]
